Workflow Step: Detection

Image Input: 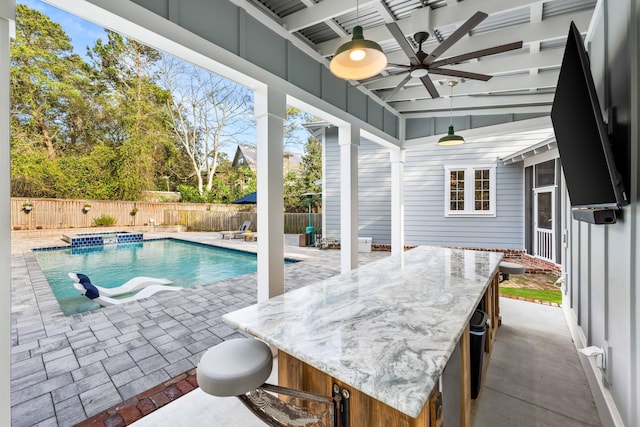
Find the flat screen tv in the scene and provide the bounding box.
[550,22,628,215]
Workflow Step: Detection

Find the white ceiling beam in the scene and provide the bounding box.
[317,0,573,55]
[282,0,378,32]
[372,0,396,24]
[325,19,349,38]
[395,93,554,115]
[384,70,559,102]
[528,1,544,76]
[398,104,551,117]
[530,2,543,23]
[366,49,563,90]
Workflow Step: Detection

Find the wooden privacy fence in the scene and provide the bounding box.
[10,198,246,230]
[11,198,321,234]
[163,211,321,234]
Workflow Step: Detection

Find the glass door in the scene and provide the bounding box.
[534,188,554,262]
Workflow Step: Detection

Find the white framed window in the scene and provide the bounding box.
[444,164,496,217]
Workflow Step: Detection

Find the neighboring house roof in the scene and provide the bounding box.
[231,144,302,175]
[232,145,258,171]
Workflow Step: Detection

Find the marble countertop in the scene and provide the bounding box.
[223,246,502,418]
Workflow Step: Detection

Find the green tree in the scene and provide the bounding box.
[10,5,91,160]
[88,32,176,200]
[159,56,254,197]
[284,137,322,212]
[284,106,314,151]
[10,5,92,197]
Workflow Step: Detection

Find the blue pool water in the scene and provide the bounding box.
[33,239,271,315]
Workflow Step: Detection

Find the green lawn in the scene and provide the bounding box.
[499,287,562,305]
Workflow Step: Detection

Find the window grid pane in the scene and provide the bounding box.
[474,169,490,211]
[535,159,555,187]
[450,170,465,211]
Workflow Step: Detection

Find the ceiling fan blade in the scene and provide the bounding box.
[355,70,409,87]
[383,74,413,101]
[429,41,524,68]
[425,11,488,64]
[385,22,421,65]
[420,76,440,98]
[387,63,411,69]
[428,67,492,81]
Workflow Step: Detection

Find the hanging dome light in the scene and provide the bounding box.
[330,0,387,81]
[330,25,388,80]
[438,80,465,146]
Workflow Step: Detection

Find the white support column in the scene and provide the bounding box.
[321,127,327,238]
[254,86,285,301]
[0,7,12,425]
[390,148,405,255]
[338,125,359,272]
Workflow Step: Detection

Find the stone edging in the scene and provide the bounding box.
[74,369,198,426]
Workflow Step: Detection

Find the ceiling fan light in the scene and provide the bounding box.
[437,125,465,146]
[410,68,429,78]
[330,26,388,80]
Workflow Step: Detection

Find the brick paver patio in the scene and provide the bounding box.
[10,230,389,426]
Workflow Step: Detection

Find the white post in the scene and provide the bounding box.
[338,125,359,272]
[0,5,12,425]
[321,127,327,238]
[254,86,285,301]
[390,148,405,255]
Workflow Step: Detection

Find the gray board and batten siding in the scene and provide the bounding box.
[130,0,398,139]
[324,126,537,249]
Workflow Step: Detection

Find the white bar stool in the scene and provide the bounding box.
[197,338,346,427]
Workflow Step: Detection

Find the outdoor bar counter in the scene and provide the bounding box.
[223,246,503,426]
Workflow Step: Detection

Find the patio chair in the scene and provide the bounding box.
[220,220,252,239]
[68,272,173,297]
[238,231,257,241]
[70,273,182,307]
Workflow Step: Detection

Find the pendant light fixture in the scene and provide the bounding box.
[437,80,465,146]
[329,0,387,81]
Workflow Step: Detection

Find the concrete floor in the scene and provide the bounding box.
[474,299,602,427]
[131,299,601,427]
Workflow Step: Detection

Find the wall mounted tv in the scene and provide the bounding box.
[550,22,628,224]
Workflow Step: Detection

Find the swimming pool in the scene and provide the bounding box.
[34,239,277,315]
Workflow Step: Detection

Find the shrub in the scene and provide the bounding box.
[92,214,117,227]
[177,184,205,203]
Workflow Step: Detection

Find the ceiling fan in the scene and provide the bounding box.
[377,11,523,100]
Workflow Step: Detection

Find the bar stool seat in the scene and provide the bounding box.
[197,338,273,397]
[499,261,525,281]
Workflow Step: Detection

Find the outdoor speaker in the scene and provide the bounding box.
[572,208,617,224]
